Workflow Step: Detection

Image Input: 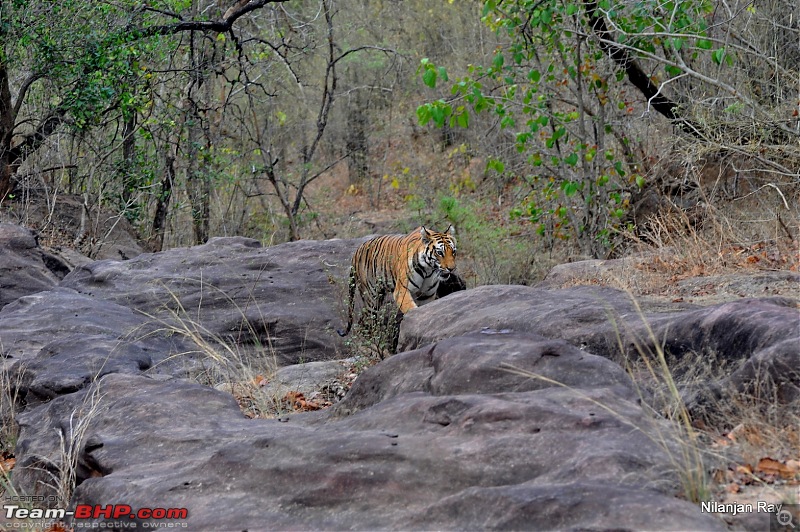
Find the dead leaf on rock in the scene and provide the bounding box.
[0,454,15,474]
[756,457,796,479]
[283,391,324,411]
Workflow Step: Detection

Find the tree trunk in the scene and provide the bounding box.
[150,154,175,251]
[0,62,16,200]
[121,112,137,206]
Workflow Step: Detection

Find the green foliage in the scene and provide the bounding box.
[416,0,731,257]
[3,1,175,129]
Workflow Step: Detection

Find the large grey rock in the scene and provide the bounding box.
[0,223,69,309]
[13,336,725,531]
[60,236,359,366]
[334,330,635,413]
[398,285,800,414]
[0,288,201,405]
[5,234,791,530]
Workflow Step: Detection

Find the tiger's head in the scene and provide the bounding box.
[420,226,457,279]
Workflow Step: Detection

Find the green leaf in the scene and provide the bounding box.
[456,108,469,128]
[500,115,515,128]
[529,69,541,83]
[438,66,449,82]
[712,47,726,65]
[487,158,505,173]
[696,39,713,50]
[665,65,682,76]
[431,106,446,127]
[493,53,504,70]
[564,152,579,166]
[416,105,432,126]
[561,181,579,196]
[423,68,437,88]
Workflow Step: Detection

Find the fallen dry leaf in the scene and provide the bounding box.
[712,468,728,484]
[756,457,796,479]
[283,391,323,411]
[0,455,15,474]
[726,482,740,493]
[711,436,731,448]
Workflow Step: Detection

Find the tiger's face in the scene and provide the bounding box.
[421,226,457,279]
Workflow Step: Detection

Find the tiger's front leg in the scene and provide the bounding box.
[393,283,418,314]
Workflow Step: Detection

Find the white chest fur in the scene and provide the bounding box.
[407,253,440,303]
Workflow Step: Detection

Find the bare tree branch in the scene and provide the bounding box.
[583,0,702,137]
[138,0,289,38]
[12,73,44,122]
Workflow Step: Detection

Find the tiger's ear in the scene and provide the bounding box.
[446,225,456,237]
[420,226,432,244]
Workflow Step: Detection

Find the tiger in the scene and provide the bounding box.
[337,226,458,337]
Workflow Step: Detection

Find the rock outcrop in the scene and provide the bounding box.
[3,228,796,530]
[16,335,725,530]
[399,285,800,414]
[59,236,358,366]
[0,223,70,310]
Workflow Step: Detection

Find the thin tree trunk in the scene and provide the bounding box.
[150,154,174,251]
[121,112,137,205]
[0,62,16,200]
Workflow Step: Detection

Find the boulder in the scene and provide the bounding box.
[14,337,724,530]
[60,236,360,366]
[0,193,144,261]
[398,285,800,414]
[5,234,793,530]
[539,255,800,304]
[0,288,203,405]
[333,330,635,413]
[0,223,69,310]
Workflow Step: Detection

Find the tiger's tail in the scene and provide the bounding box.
[337,265,357,337]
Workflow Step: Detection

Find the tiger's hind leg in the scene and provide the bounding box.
[359,278,400,357]
[337,266,358,337]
